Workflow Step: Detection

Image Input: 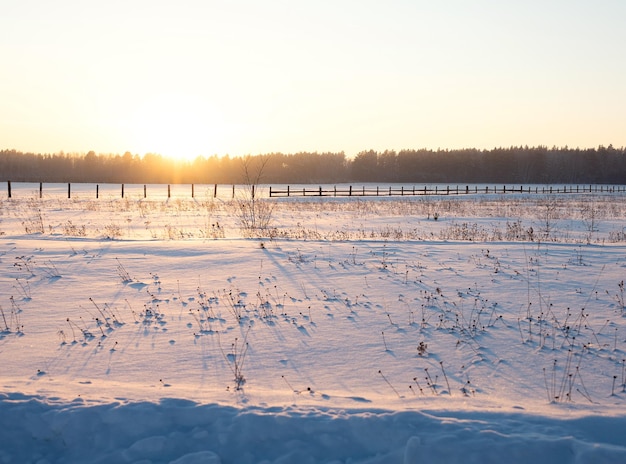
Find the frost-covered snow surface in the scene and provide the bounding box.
[1,185,626,463]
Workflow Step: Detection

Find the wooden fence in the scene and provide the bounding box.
[269,184,626,198]
[4,181,626,199]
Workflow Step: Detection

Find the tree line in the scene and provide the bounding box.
[1,145,625,184]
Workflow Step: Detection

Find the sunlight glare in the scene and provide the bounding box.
[129,93,224,161]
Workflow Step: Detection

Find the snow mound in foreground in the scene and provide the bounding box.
[1,393,625,464]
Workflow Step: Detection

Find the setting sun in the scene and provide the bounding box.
[127,93,225,161]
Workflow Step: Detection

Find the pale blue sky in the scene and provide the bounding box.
[1,0,625,159]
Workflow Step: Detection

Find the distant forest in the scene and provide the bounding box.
[1,146,625,185]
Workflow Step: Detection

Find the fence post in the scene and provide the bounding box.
[168,184,171,198]
[122,184,124,198]
[287,185,290,197]
[349,185,352,196]
[40,182,43,199]
[252,185,255,199]
[7,181,11,198]
[319,186,322,196]
[232,185,235,198]
[68,183,71,199]
[96,184,99,199]
[144,185,147,198]
[191,184,194,198]
[214,184,218,198]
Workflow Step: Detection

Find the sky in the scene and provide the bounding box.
[2,0,625,160]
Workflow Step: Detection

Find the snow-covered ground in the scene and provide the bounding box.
[1,185,626,463]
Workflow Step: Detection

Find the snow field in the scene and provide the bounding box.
[1,190,626,463]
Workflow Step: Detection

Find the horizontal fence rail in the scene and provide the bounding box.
[269,184,626,197]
